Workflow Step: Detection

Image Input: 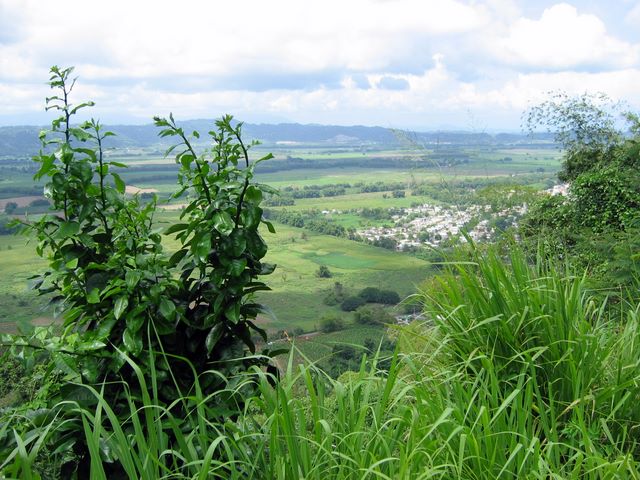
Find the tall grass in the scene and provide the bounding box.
[3,245,640,478]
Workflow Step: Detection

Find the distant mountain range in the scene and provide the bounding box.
[0,120,555,157]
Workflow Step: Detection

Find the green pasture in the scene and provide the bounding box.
[0,235,51,332]
[270,191,434,211]
[0,143,560,334]
[254,223,431,331]
[0,170,43,199]
[255,168,416,187]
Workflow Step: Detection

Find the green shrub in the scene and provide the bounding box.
[316,265,332,278]
[353,304,394,325]
[1,66,280,475]
[340,295,366,311]
[358,286,400,304]
[319,315,345,333]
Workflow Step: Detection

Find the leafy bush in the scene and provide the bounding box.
[1,66,280,474]
[357,286,400,304]
[315,265,332,278]
[318,315,345,333]
[353,304,394,325]
[340,296,366,312]
[521,93,640,299]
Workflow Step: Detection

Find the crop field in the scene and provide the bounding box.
[0,141,560,336]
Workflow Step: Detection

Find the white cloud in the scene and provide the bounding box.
[0,0,488,80]
[492,3,638,69]
[2,0,640,129]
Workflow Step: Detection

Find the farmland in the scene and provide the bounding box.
[0,126,561,352]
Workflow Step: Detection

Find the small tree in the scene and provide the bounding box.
[341,295,366,311]
[6,65,279,428]
[524,92,623,182]
[319,314,345,333]
[354,304,395,325]
[316,265,332,278]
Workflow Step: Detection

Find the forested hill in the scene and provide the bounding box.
[0,120,554,157]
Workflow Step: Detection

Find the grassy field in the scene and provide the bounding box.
[0,234,51,332]
[0,142,560,335]
[252,223,431,331]
[0,208,430,334]
[248,225,430,331]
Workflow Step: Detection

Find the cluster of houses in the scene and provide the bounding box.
[355,204,490,249]
[317,184,570,252]
[356,202,530,250]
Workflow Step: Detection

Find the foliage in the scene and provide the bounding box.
[358,286,400,304]
[571,166,640,232]
[6,246,640,478]
[322,282,346,306]
[1,66,279,473]
[522,92,640,297]
[315,265,332,278]
[524,91,623,182]
[152,112,279,397]
[318,315,345,333]
[340,295,366,312]
[353,304,394,325]
[263,209,347,237]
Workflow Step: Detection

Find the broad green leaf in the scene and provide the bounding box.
[213,211,234,235]
[225,304,240,323]
[122,328,142,356]
[205,324,224,353]
[114,296,128,320]
[126,311,145,333]
[56,221,80,238]
[35,155,56,179]
[164,223,189,235]
[81,359,101,383]
[111,172,125,194]
[159,297,176,320]
[180,154,194,168]
[125,270,142,289]
[244,185,262,204]
[65,258,78,269]
[229,258,247,276]
[169,248,188,266]
[263,220,276,233]
[76,340,107,352]
[87,288,101,304]
[242,205,262,228]
[195,233,212,262]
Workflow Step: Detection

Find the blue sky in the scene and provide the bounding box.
[1,0,639,130]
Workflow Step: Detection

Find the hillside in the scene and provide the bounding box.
[0,121,555,157]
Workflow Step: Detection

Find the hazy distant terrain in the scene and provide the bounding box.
[0,121,555,157]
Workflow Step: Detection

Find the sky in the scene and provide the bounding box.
[1,0,639,131]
